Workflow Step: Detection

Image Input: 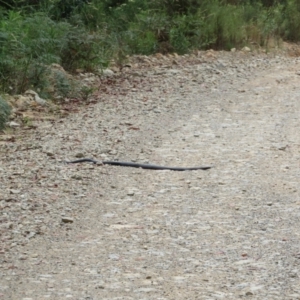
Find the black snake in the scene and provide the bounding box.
[65,158,212,171]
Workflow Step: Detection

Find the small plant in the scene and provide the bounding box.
[80,85,95,101]
[53,70,72,98]
[278,0,300,41]
[22,116,33,126]
[0,96,11,131]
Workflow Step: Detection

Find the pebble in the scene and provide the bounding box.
[1,50,300,299]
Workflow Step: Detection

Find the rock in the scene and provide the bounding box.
[7,121,20,128]
[2,48,300,299]
[27,232,36,239]
[18,255,27,260]
[50,63,66,72]
[245,291,254,296]
[242,46,251,52]
[61,217,74,223]
[101,69,114,77]
[24,90,47,106]
[10,189,21,194]
[127,190,135,196]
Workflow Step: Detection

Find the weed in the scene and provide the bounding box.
[80,85,95,101]
[22,116,33,126]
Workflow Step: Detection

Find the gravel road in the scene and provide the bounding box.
[1,50,300,299]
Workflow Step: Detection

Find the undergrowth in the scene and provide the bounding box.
[0,95,11,131]
[0,0,299,129]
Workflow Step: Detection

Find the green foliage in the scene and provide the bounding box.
[0,95,11,130]
[150,0,201,16]
[75,0,106,29]
[50,0,90,20]
[279,0,300,41]
[80,85,95,101]
[169,14,203,54]
[124,1,247,54]
[60,22,112,72]
[49,69,73,99]
[0,0,299,98]
[198,1,246,50]
[0,9,112,96]
[125,11,168,54]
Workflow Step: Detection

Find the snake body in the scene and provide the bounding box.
[65,158,212,171]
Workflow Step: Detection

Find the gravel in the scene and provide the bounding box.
[1,49,300,299]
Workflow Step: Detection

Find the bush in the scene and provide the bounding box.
[124,11,168,54]
[128,1,247,53]
[0,96,11,131]
[194,1,247,50]
[279,0,300,41]
[0,0,299,99]
[0,10,112,96]
[0,11,68,94]
[60,21,111,72]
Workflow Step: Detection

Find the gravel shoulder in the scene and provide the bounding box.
[1,51,300,299]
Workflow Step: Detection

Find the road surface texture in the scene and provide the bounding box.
[1,50,300,299]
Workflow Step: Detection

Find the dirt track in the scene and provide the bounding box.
[1,50,300,299]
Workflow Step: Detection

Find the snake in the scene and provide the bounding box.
[65,158,212,171]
